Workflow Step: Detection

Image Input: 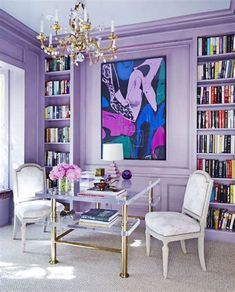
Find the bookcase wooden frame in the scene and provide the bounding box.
[197,33,235,242]
[44,57,72,184]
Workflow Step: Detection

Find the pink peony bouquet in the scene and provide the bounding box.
[49,163,82,182]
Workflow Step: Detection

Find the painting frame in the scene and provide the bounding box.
[101,56,167,160]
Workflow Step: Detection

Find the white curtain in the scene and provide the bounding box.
[0,71,9,190]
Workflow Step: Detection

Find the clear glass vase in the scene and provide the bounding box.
[58,177,72,193]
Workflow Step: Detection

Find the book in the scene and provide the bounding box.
[80,208,119,222]
[79,187,126,197]
[79,216,119,228]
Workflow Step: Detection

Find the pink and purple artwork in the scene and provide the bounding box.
[101,56,166,160]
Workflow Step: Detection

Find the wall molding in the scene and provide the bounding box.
[0,9,39,50]
[97,2,235,39]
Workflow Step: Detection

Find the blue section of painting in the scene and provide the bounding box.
[116,61,134,80]
[102,96,109,108]
[135,101,166,158]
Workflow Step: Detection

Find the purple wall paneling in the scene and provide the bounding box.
[0,9,44,165]
[82,4,235,243]
[1,3,235,243]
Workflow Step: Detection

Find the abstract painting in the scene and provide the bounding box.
[101,56,166,160]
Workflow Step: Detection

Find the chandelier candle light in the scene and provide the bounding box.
[49,163,82,193]
[37,0,117,65]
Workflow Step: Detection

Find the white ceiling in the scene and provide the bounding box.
[0,0,231,35]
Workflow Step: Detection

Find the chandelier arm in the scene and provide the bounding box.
[90,34,117,52]
[36,1,118,65]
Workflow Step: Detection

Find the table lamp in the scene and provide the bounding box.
[102,143,124,178]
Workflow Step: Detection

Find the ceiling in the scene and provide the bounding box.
[0,0,231,35]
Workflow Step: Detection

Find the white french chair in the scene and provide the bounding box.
[145,170,213,278]
[13,163,64,252]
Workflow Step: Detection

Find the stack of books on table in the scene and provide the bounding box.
[79,208,119,228]
[79,187,126,198]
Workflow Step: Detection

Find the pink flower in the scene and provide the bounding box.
[49,163,82,182]
[66,165,82,182]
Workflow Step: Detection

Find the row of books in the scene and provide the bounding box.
[197,159,235,179]
[45,105,70,120]
[198,35,235,56]
[45,80,70,96]
[198,60,235,80]
[45,127,70,143]
[210,183,235,204]
[45,56,70,72]
[197,134,235,154]
[197,110,235,129]
[45,151,70,167]
[197,85,235,105]
[79,208,119,227]
[207,207,235,231]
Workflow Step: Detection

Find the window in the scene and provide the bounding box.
[0,70,9,189]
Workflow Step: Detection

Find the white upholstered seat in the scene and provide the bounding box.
[15,201,51,219]
[145,212,200,237]
[13,163,64,252]
[145,170,213,278]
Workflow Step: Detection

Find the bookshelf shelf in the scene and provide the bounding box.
[45,70,70,77]
[197,78,235,86]
[197,153,235,156]
[45,94,70,98]
[212,178,235,182]
[45,142,70,145]
[205,228,235,243]
[206,228,235,236]
[197,128,235,131]
[197,52,235,62]
[210,202,235,208]
[45,118,70,122]
[197,103,235,109]
[197,33,235,241]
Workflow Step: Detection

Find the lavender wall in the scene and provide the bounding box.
[0,9,44,164]
[1,4,235,242]
[79,2,235,243]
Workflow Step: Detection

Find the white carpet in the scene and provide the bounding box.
[0,224,235,292]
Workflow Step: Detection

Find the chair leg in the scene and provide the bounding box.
[43,216,48,232]
[12,214,18,239]
[145,230,151,256]
[162,243,169,279]
[180,240,187,254]
[198,234,206,271]
[21,222,26,252]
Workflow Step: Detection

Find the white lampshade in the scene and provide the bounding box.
[103,143,124,161]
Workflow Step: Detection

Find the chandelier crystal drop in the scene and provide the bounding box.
[36,0,117,65]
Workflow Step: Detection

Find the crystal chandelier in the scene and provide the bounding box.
[36,0,117,65]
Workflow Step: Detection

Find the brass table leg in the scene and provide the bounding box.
[120,202,129,278]
[49,198,58,264]
[96,202,101,209]
[148,181,153,213]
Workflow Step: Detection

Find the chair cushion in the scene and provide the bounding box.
[16,200,51,219]
[145,212,201,237]
[16,200,65,219]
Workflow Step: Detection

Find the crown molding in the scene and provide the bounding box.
[110,1,235,39]
[0,9,39,49]
[1,1,235,48]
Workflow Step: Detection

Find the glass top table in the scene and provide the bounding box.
[37,175,160,278]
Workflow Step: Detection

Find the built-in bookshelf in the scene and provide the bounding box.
[197,34,235,242]
[44,56,71,187]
